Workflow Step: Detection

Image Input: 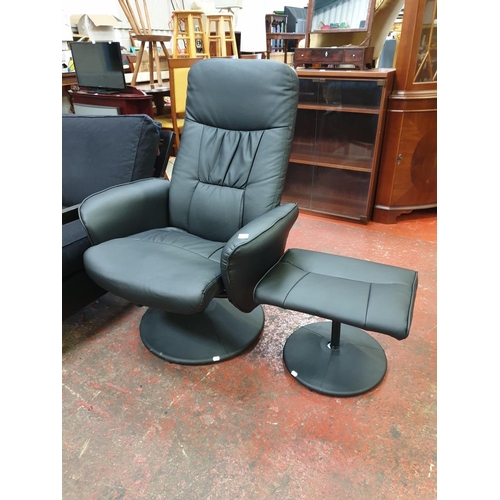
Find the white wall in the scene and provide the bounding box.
[265,1,308,10]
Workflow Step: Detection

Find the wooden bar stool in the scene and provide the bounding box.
[118,0,171,88]
[206,14,238,58]
[172,10,210,58]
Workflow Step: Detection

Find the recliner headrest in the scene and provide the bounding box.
[184,59,299,131]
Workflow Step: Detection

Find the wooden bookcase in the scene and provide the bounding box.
[281,68,395,223]
[265,14,287,56]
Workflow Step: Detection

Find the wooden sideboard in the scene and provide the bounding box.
[372,90,437,223]
[281,68,395,224]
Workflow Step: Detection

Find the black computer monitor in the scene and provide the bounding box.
[70,41,126,93]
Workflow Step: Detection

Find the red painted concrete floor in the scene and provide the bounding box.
[62,210,437,499]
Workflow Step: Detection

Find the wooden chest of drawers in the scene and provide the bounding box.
[294,46,374,70]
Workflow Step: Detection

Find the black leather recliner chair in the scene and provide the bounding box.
[62,114,174,320]
[79,59,299,365]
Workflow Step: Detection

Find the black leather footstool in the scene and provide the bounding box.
[254,249,418,396]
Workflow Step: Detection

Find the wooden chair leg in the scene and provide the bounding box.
[132,42,146,86]
[152,42,163,87]
[148,42,155,88]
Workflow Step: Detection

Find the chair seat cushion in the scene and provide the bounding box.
[83,227,225,314]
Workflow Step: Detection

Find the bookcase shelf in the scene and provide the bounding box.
[281,68,395,223]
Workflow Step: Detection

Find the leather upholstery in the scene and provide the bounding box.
[254,249,418,340]
[168,59,299,241]
[81,59,299,316]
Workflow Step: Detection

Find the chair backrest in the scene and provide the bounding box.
[118,0,151,35]
[62,114,161,208]
[167,57,202,119]
[168,58,299,242]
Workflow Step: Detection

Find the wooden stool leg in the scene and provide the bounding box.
[160,42,169,58]
[151,42,163,87]
[147,42,155,87]
[186,15,196,57]
[217,17,227,57]
[209,18,220,57]
[132,42,146,86]
[196,15,210,58]
[228,19,238,57]
[173,15,179,57]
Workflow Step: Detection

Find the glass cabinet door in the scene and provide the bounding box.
[413,0,437,83]
[292,78,383,170]
[284,73,393,223]
[296,78,383,108]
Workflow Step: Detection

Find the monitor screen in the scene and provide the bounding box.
[70,41,126,92]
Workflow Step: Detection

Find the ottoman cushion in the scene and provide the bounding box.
[254,248,418,340]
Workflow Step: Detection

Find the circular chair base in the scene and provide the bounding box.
[140,299,264,365]
[283,322,387,397]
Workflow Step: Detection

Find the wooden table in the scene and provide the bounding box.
[68,87,155,119]
[135,83,170,115]
[266,32,306,64]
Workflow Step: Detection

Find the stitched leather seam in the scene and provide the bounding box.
[129,236,223,261]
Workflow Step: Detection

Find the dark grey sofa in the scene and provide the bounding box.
[62,114,174,319]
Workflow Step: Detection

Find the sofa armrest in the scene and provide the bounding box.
[220,203,299,313]
[62,204,80,225]
[79,178,170,246]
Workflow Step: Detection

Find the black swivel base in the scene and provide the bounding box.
[140,298,264,365]
[283,321,387,397]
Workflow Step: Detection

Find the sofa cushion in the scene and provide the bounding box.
[62,219,91,278]
[62,114,161,207]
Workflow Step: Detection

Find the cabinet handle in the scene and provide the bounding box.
[397,154,403,165]
[325,51,328,57]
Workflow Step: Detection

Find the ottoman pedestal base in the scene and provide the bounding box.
[283,321,387,397]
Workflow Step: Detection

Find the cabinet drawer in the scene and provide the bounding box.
[294,49,311,63]
[344,49,365,63]
[311,49,344,64]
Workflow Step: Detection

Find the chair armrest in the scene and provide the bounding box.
[79,178,170,245]
[62,204,80,225]
[220,203,299,313]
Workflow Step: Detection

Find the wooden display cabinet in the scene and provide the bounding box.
[282,68,395,223]
[266,14,287,58]
[372,0,437,223]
